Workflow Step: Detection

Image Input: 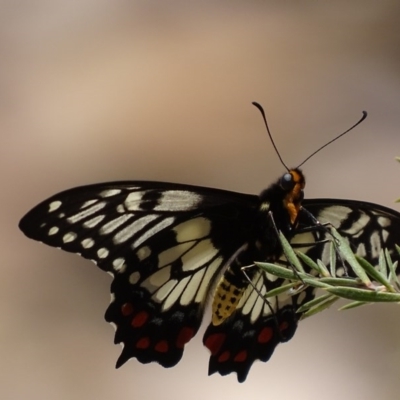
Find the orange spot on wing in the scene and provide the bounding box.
[234,350,247,362]
[131,311,148,328]
[136,337,150,349]
[155,340,169,353]
[204,333,226,355]
[279,321,289,332]
[258,327,273,343]
[218,351,230,363]
[176,327,195,348]
[121,303,133,316]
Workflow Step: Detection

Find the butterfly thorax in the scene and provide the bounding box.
[211,169,306,325]
[257,168,305,251]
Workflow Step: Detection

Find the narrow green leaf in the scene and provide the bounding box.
[264,282,298,298]
[378,249,387,279]
[319,277,360,287]
[386,249,400,287]
[339,301,370,311]
[355,256,395,292]
[255,262,298,280]
[301,277,332,289]
[317,259,331,277]
[301,296,339,319]
[327,287,400,302]
[297,293,334,313]
[279,231,305,273]
[295,251,322,275]
[329,227,372,287]
[330,239,337,278]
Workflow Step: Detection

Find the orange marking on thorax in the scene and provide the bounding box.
[284,169,305,225]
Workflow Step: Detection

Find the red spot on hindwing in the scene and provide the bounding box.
[136,337,150,349]
[176,327,195,349]
[258,327,273,343]
[131,311,148,328]
[279,321,289,332]
[218,351,230,363]
[204,333,226,355]
[121,303,133,316]
[234,350,247,362]
[155,340,169,353]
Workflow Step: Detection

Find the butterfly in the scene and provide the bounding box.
[18,105,400,382]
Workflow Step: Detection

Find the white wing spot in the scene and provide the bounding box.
[112,258,126,273]
[67,202,106,223]
[195,257,222,303]
[129,271,140,284]
[181,239,218,272]
[158,242,193,268]
[100,214,133,235]
[174,217,211,242]
[116,204,125,213]
[152,279,177,303]
[124,191,148,211]
[260,201,270,211]
[180,269,205,306]
[162,276,190,310]
[141,266,171,292]
[370,230,381,259]
[377,216,391,228]
[48,201,62,213]
[81,238,95,248]
[63,232,77,243]
[382,229,389,243]
[48,226,59,235]
[83,215,105,228]
[100,189,122,197]
[97,247,109,259]
[154,191,201,211]
[296,290,307,306]
[242,273,262,315]
[137,246,151,261]
[336,267,345,277]
[356,242,367,257]
[251,284,266,323]
[318,206,352,227]
[133,217,175,248]
[80,199,97,209]
[113,215,158,244]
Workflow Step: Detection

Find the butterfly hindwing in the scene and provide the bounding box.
[202,199,400,381]
[203,255,317,382]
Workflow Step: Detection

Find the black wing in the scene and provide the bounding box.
[19,181,260,369]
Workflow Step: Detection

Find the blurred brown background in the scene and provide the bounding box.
[2,1,400,399]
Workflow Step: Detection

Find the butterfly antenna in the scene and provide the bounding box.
[297,111,368,168]
[252,102,290,171]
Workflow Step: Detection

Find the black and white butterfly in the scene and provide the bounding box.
[19,106,400,382]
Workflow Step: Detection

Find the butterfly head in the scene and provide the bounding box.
[280,168,305,225]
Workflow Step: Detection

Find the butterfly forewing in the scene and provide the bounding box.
[19,181,261,369]
[300,199,400,271]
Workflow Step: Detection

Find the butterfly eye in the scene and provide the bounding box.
[280,173,294,191]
